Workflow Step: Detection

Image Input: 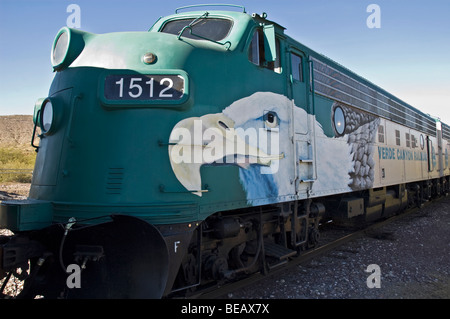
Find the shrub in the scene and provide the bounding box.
[0,147,36,183]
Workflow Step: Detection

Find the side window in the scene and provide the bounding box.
[378,125,385,143]
[248,29,262,65]
[248,29,281,73]
[406,132,411,148]
[411,134,417,148]
[395,130,401,146]
[273,39,281,73]
[291,53,303,82]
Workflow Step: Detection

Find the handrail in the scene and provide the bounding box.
[31,109,41,151]
[308,58,316,115]
[175,4,246,14]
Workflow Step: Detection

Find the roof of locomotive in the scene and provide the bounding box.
[278,19,444,136]
[149,7,446,136]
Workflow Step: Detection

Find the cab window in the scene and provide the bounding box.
[248,29,281,73]
[161,18,232,41]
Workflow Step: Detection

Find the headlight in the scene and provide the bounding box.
[52,29,70,67]
[40,99,54,134]
[51,27,86,71]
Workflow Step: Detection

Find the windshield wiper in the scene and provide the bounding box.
[177,12,209,40]
[177,12,231,50]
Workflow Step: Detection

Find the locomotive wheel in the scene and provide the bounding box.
[228,240,261,277]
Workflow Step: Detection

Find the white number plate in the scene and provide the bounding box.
[104,74,185,101]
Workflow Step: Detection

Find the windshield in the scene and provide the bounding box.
[160,18,232,41]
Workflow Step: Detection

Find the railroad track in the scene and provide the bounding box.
[186,201,426,299]
[0,169,33,175]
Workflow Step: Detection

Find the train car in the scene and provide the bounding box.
[1,4,449,298]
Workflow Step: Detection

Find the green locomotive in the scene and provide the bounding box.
[1,5,449,298]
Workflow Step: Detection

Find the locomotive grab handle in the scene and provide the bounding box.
[175,4,246,14]
[159,184,210,194]
[31,109,41,151]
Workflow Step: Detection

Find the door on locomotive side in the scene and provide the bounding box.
[384,121,406,185]
[375,118,386,186]
[426,135,437,177]
[403,129,426,183]
[289,48,316,197]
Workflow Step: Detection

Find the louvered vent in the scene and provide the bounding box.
[106,168,124,195]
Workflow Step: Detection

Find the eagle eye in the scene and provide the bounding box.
[218,121,230,130]
[264,111,279,130]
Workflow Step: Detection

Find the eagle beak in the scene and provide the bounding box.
[168,113,284,197]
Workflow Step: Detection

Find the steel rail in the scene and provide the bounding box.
[0,169,33,175]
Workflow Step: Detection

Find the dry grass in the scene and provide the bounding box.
[0,147,36,183]
[0,115,36,183]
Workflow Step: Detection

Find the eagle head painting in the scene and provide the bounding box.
[168,92,379,202]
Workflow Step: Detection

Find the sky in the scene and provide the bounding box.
[0,0,449,123]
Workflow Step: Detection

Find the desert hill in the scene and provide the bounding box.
[0,115,35,150]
